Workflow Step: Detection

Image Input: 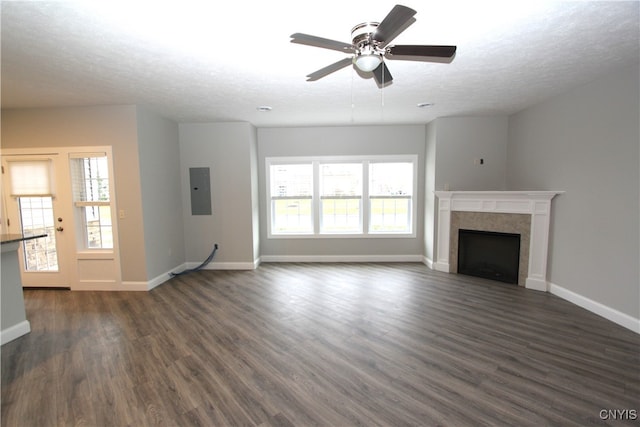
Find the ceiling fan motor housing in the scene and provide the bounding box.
[351,22,385,71]
[351,22,384,53]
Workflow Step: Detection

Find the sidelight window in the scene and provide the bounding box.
[70,154,113,249]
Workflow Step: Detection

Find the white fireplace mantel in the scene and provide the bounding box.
[434,191,563,291]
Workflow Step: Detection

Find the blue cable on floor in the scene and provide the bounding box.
[170,243,219,277]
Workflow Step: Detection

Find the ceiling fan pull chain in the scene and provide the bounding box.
[351,67,356,123]
[380,68,385,121]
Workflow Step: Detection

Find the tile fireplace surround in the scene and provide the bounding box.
[435,191,563,291]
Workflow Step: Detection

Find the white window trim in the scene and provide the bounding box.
[266,155,418,239]
[69,151,117,251]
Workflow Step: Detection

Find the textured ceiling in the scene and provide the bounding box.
[1,1,638,127]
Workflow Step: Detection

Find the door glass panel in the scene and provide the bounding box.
[18,196,59,271]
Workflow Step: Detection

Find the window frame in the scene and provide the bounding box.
[267,160,315,236]
[319,162,363,235]
[266,155,417,239]
[69,152,115,251]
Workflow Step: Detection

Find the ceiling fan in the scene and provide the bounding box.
[290,4,457,86]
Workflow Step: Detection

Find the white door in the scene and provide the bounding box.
[2,147,121,290]
[2,154,74,288]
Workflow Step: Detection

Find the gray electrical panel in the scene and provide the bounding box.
[189,167,212,215]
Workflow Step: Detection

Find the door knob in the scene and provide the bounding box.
[56,226,64,232]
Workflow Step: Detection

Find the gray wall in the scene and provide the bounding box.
[432,116,509,191]
[424,122,437,264]
[257,125,426,259]
[249,126,261,262]
[507,63,639,319]
[1,244,29,343]
[1,106,149,282]
[136,107,185,279]
[424,116,509,265]
[179,122,259,267]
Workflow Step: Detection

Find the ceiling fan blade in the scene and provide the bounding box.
[372,62,393,86]
[375,4,417,47]
[290,33,355,53]
[387,44,457,58]
[306,57,353,81]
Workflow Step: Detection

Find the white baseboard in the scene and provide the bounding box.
[550,282,640,334]
[148,264,187,290]
[121,260,261,292]
[72,280,121,291]
[422,257,433,269]
[260,254,423,263]
[120,281,152,291]
[524,277,548,292]
[194,260,260,270]
[1,320,31,345]
[120,263,188,291]
[433,261,450,273]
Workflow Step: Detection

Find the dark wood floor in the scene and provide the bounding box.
[2,263,639,426]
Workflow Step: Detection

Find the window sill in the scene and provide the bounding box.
[268,232,416,239]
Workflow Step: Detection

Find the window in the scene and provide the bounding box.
[269,163,313,234]
[70,154,113,249]
[320,163,362,234]
[18,197,59,271]
[267,156,417,237]
[369,162,413,233]
[6,159,59,270]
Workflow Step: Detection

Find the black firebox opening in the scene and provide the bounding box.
[457,229,521,284]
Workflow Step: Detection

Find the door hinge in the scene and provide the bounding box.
[1,165,4,174]
[7,218,10,227]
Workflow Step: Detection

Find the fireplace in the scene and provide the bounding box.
[458,229,521,284]
[450,211,531,286]
[434,191,562,291]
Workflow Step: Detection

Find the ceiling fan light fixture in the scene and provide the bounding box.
[354,53,382,72]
